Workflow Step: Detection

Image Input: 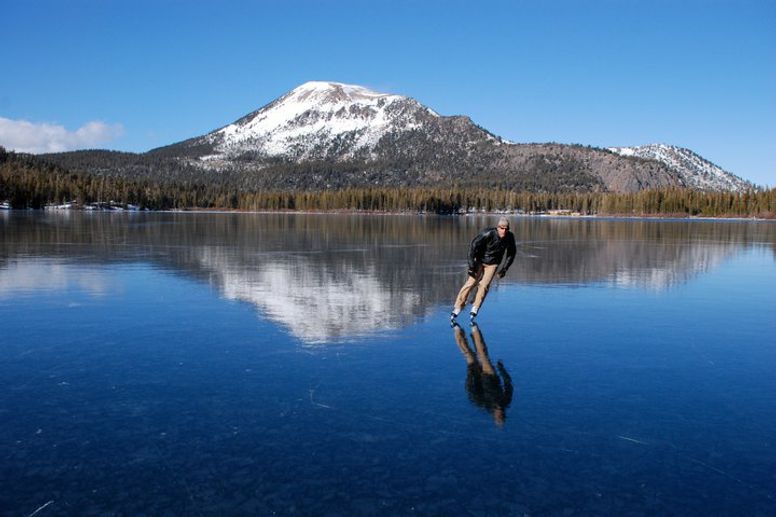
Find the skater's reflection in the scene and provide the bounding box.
[452,323,513,427]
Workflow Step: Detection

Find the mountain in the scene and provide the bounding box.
[41,81,754,193]
[608,144,752,192]
[155,81,500,160]
[145,80,682,192]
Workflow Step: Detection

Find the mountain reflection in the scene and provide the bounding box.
[1,212,773,342]
[0,260,119,298]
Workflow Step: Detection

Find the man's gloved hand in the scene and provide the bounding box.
[467,268,477,278]
[497,269,507,279]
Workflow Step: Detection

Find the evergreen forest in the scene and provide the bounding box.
[2,147,774,218]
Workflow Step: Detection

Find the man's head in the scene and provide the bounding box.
[497,217,510,238]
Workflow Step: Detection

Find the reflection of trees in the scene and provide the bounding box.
[1,213,773,341]
[510,219,775,290]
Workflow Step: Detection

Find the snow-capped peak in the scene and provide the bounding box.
[290,81,399,102]
[609,143,753,192]
[209,81,439,160]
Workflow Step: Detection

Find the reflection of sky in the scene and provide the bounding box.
[0,260,118,299]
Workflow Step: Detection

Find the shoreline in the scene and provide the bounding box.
[6,206,774,222]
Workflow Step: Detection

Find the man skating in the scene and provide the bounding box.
[451,217,516,322]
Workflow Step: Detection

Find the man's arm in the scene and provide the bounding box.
[468,229,489,270]
[498,234,517,277]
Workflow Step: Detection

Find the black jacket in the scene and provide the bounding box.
[468,227,517,271]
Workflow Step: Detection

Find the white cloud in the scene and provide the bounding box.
[0,117,124,153]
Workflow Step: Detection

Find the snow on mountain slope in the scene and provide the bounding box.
[608,144,752,192]
[206,81,445,160]
[145,81,753,193]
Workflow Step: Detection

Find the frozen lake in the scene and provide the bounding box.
[1,211,775,515]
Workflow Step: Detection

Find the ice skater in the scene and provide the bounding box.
[451,217,516,322]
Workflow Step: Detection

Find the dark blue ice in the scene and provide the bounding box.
[1,212,775,515]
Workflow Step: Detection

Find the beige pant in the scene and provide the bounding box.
[453,324,496,375]
[454,264,498,313]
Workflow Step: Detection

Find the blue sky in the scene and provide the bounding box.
[1,0,774,186]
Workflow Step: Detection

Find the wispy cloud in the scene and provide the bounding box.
[0,117,124,153]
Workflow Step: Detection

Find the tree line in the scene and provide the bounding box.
[2,147,774,217]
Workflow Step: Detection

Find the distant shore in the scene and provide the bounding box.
[7,204,774,222]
